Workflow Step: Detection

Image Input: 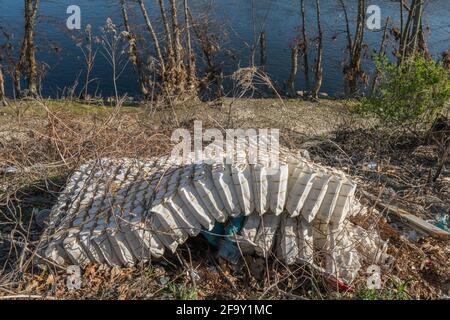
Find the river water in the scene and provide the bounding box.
[0,0,448,98]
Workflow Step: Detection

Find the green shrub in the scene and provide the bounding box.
[361,55,450,126]
[167,283,198,300]
[354,287,409,300]
[354,278,410,300]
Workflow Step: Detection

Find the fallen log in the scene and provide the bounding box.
[361,191,450,240]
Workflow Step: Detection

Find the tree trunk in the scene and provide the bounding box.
[138,0,166,76]
[339,0,353,59]
[183,0,196,89]
[400,0,417,63]
[259,30,267,70]
[25,0,39,96]
[15,0,39,97]
[311,0,323,100]
[418,24,430,58]
[339,0,365,95]
[286,45,298,97]
[188,8,222,99]
[120,0,148,96]
[398,0,427,63]
[399,0,404,52]
[169,0,182,67]
[14,37,27,97]
[442,50,450,69]
[370,17,390,95]
[351,0,366,88]
[158,0,174,65]
[0,65,6,105]
[410,0,424,56]
[300,0,308,77]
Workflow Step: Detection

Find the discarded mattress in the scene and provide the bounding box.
[39,150,390,283]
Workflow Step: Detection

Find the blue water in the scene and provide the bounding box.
[0,0,449,98]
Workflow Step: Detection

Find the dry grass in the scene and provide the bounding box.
[0,97,448,300]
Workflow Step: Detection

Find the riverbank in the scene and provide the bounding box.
[0,98,448,299]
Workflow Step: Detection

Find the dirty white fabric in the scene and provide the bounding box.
[193,163,227,223]
[286,161,317,217]
[330,179,356,227]
[268,162,289,215]
[297,217,314,264]
[251,164,270,215]
[254,213,281,257]
[241,214,261,241]
[40,152,388,284]
[231,163,254,216]
[277,215,298,265]
[316,175,343,224]
[300,171,331,222]
[212,162,241,217]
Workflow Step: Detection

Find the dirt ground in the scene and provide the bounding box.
[0,98,448,300]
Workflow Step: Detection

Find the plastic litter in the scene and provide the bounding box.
[38,150,391,284]
[433,214,450,233]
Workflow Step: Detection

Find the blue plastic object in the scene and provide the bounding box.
[201,222,224,248]
[434,214,450,233]
[217,216,245,264]
[201,216,245,264]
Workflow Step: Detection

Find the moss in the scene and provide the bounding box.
[1,99,141,118]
